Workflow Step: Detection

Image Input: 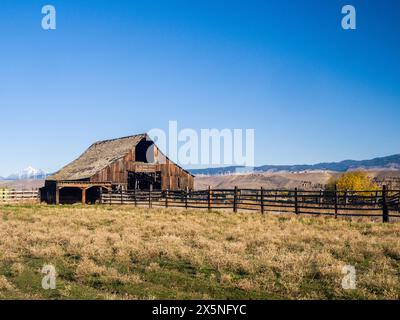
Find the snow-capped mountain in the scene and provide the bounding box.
[4,166,50,180]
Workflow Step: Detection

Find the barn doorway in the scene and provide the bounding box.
[59,186,105,204]
[128,171,161,190]
[85,187,102,204]
[59,187,82,204]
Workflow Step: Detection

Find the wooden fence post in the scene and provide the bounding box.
[319,190,323,206]
[134,188,137,207]
[185,187,189,209]
[294,188,299,215]
[165,189,169,208]
[120,188,123,205]
[260,187,264,214]
[334,185,338,219]
[233,186,238,213]
[382,185,389,223]
[99,188,103,204]
[149,184,153,209]
[398,192,400,209]
[208,186,212,212]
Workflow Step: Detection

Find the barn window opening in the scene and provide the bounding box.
[135,139,155,163]
[128,171,161,190]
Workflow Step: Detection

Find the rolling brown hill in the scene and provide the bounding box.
[194,170,400,190]
[1,171,399,191]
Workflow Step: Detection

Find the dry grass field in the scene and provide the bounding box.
[0,205,399,300]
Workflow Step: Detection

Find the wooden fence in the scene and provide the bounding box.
[1,187,399,222]
[101,186,400,223]
[0,189,40,204]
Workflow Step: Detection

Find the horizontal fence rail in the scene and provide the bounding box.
[101,186,400,223]
[0,189,40,204]
[1,187,398,222]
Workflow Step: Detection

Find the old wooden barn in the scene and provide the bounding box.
[41,134,194,204]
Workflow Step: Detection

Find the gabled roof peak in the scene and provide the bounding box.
[48,134,150,181]
[92,133,149,146]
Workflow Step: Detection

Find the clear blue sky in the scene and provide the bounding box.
[0,0,399,176]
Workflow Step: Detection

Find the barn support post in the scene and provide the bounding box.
[382,185,389,223]
[208,186,212,212]
[294,188,299,215]
[334,185,338,219]
[134,189,137,207]
[82,188,87,205]
[55,186,60,205]
[260,187,264,214]
[120,188,123,205]
[99,188,103,204]
[165,189,169,208]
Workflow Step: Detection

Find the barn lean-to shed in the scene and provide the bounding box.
[41,134,194,204]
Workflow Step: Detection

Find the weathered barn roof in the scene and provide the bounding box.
[48,134,147,181]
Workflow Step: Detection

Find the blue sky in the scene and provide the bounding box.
[0,0,399,176]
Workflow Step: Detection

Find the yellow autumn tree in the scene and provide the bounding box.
[326,171,378,192]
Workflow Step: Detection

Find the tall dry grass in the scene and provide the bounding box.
[0,205,399,299]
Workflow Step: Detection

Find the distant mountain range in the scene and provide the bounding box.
[189,154,400,176]
[0,166,50,180]
[1,154,399,180]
